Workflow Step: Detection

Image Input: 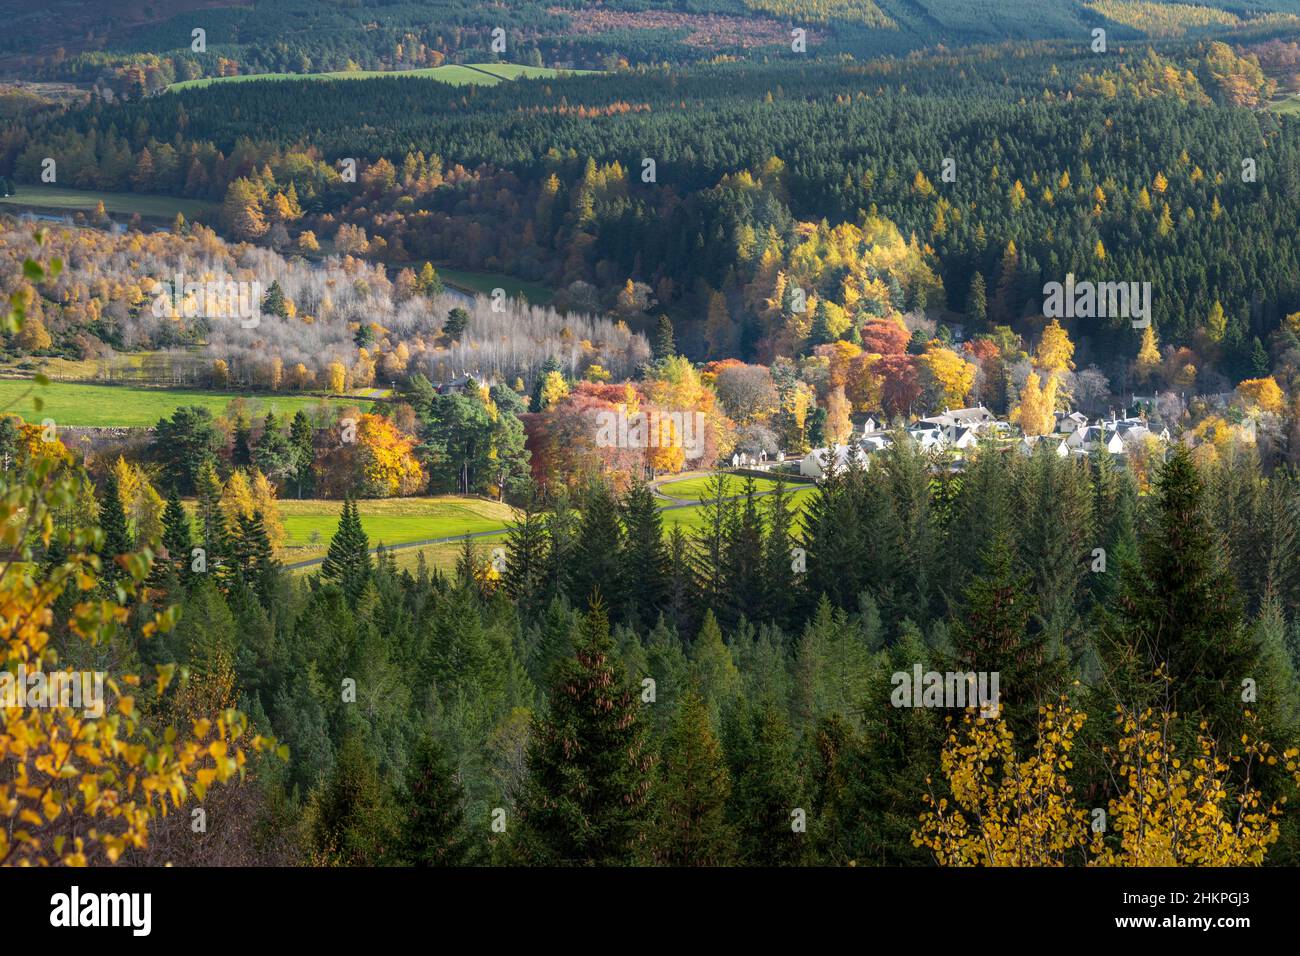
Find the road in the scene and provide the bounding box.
[284,474,811,571]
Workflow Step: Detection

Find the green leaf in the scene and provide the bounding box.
[22,259,44,281]
[33,373,49,386]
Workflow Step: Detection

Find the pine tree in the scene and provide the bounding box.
[321,497,372,605]
[504,491,549,621]
[514,602,653,865]
[444,306,470,341]
[646,690,734,865]
[954,529,1064,737]
[567,480,623,611]
[724,697,808,866]
[160,488,194,584]
[390,735,471,866]
[97,470,133,589]
[619,480,669,630]
[1095,444,1257,741]
[289,409,315,498]
[652,314,675,360]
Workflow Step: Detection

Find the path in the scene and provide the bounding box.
[284,476,811,571]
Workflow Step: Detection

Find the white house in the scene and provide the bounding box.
[918,405,997,433]
[800,444,870,479]
[945,424,979,450]
[1018,435,1069,457]
[1053,410,1089,434]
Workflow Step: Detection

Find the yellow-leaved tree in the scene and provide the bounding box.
[1,237,282,866]
[1236,377,1284,415]
[1034,319,1076,375]
[915,700,1282,867]
[1012,371,1058,436]
[921,346,977,409]
[0,418,281,867]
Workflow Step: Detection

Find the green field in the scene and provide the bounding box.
[277,479,816,570]
[435,265,556,305]
[1271,94,1300,116]
[658,485,816,534]
[0,379,353,427]
[279,496,517,564]
[0,186,218,219]
[657,473,791,501]
[169,63,591,92]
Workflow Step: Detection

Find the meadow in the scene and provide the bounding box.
[0,378,353,427]
[278,480,817,570]
[0,186,218,220]
[168,63,590,92]
[278,496,518,565]
[433,265,556,305]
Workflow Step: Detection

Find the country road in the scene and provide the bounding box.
[284,474,810,571]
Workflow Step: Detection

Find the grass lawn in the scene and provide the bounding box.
[435,265,556,305]
[389,534,511,575]
[659,485,816,534]
[0,379,353,427]
[277,479,816,571]
[279,496,517,564]
[0,185,217,220]
[1271,94,1300,116]
[657,473,803,501]
[169,64,594,92]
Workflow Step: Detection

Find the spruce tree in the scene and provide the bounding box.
[194,459,230,579]
[97,470,132,589]
[321,497,372,605]
[504,491,549,621]
[567,480,623,611]
[762,479,797,630]
[724,697,808,866]
[665,524,699,638]
[721,478,764,628]
[233,511,278,602]
[1095,444,1257,741]
[955,529,1065,738]
[391,735,471,866]
[690,610,740,727]
[619,480,669,630]
[967,270,988,329]
[646,690,735,866]
[514,602,653,865]
[160,488,194,585]
[310,733,391,866]
[652,314,675,360]
[289,409,315,498]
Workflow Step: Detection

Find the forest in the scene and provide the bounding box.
[6,389,1300,866]
[6,0,1300,885]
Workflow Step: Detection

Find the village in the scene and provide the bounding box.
[791,403,1175,480]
